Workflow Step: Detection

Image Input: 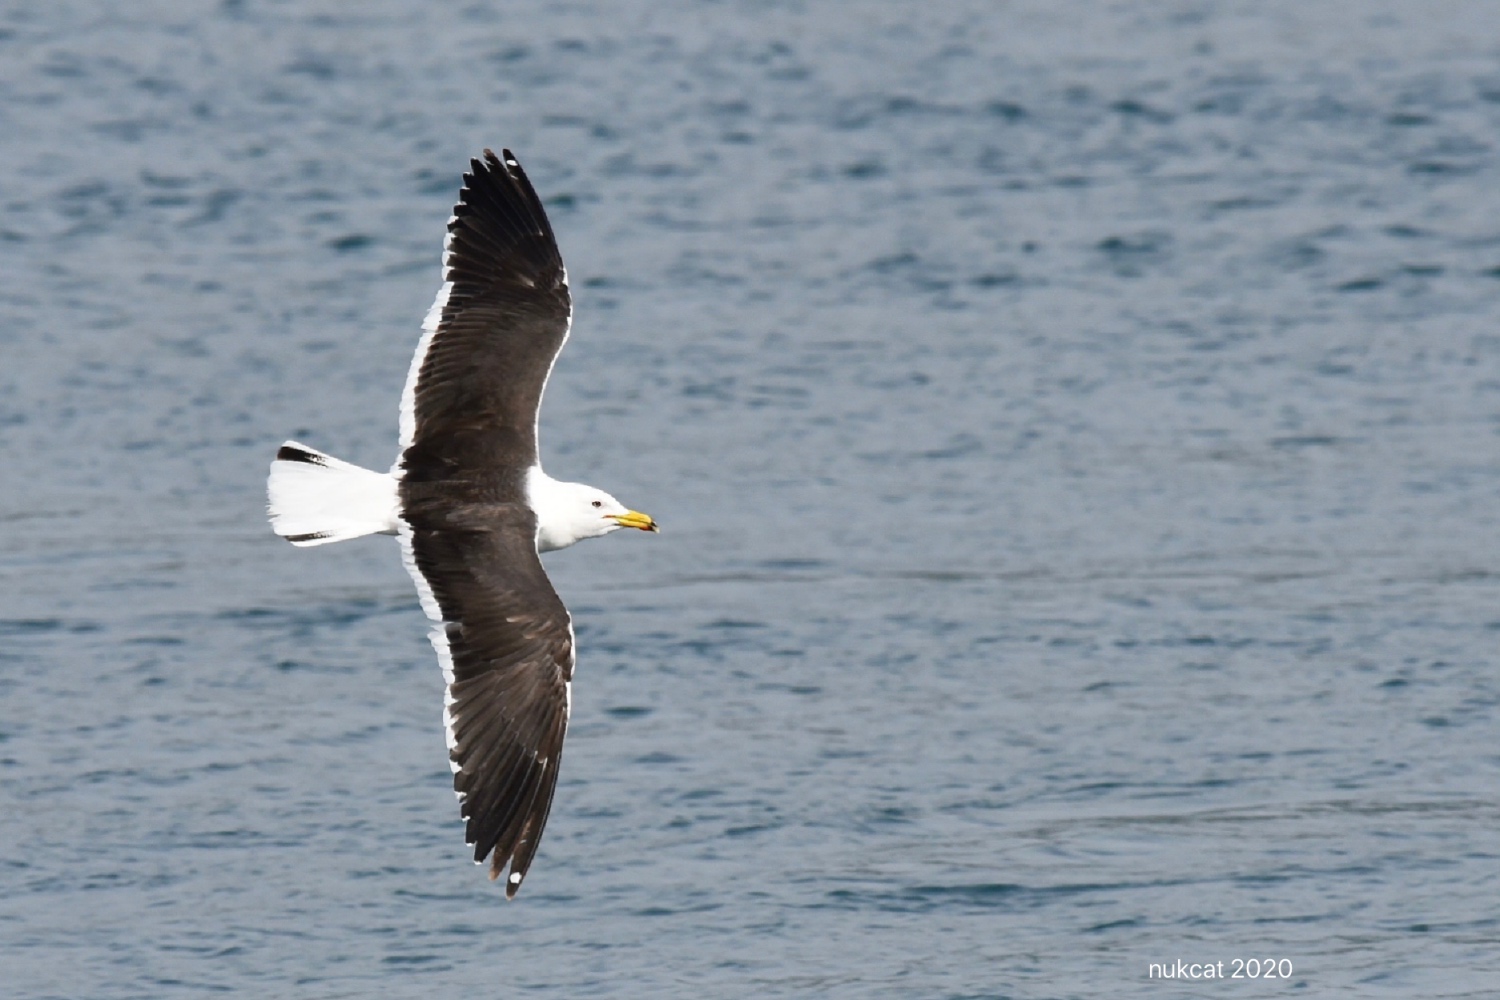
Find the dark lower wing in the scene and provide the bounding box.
[398,497,574,898]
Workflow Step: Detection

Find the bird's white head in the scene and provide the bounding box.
[527,469,658,553]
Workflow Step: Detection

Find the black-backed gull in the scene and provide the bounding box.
[266,150,658,898]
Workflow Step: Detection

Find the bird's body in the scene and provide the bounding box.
[267,150,656,898]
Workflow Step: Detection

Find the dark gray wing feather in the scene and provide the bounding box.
[400,149,570,485]
[401,493,572,898]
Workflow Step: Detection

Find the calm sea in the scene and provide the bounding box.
[3,2,1499,996]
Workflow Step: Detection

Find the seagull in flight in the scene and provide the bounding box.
[266,149,658,897]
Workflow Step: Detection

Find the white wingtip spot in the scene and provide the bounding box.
[508,872,522,885]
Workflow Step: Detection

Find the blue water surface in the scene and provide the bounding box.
[3,2,1500,997]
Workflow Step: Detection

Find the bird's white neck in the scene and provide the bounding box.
[525,467,567,552]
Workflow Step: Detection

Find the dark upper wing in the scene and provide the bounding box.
[398,149,570,483]
[398,494,573,898]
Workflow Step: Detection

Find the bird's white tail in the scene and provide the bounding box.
[267,441,399,547]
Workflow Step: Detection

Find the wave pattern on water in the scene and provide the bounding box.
[3,1,1500,998]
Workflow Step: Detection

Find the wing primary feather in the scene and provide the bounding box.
[502,739,565,897]
[464,747,533,857]
[490,149,559,249]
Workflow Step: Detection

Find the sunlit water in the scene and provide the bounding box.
[4,2,1500,997]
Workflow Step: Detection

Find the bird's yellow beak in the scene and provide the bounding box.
[608,510,659,533]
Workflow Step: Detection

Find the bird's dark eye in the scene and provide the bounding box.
[592,500,603,508]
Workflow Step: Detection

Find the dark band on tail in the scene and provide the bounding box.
[276,444,328,466]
